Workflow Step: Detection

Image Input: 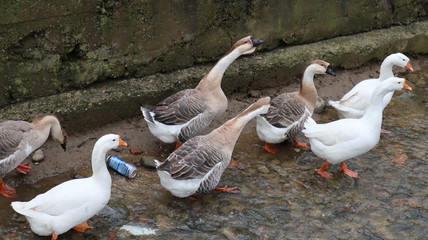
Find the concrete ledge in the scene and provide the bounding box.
[1,20,428,132]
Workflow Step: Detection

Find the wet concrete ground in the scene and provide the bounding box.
[0,61,427,239]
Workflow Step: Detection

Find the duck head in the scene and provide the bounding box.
[232,36,264,55]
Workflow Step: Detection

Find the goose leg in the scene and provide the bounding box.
[16,162,32,174]
[315,161,333,179]
[291,138,310,149]
[73,221,93,232]
[0,179,17,198]
[214,186,240,194]
[340,162,359,178]
[263,143,279,154]
[51,233,58,240]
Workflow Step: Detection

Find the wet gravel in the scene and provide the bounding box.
[0,70,426,240]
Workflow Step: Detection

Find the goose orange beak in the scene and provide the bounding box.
[403,79,412,91]
[118,136,128,146]
[405,62,413,71]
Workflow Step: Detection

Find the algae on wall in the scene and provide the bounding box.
[0,0,426,107]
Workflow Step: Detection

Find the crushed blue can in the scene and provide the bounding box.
[107,155,137,178]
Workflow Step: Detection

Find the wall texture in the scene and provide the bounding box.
[0,0,427,108]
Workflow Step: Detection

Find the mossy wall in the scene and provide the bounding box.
[0,0,427,107]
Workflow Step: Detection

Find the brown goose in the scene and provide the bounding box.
[141,36,264,147]
[256,60,335,153]
[155,97,270,198]
[0,115,67,198]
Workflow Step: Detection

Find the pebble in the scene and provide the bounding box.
[32,149,44,162]
[141,155,157,168]
[247,90,261,98]
[256,165,270,174]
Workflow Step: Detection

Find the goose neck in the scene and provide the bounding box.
[196,49,241,91]
[91,145,111,182]
[300,68,317,104]
[379,60,395,80]
[361,88,388,127]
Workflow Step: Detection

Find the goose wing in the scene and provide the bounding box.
[144,89,207,125]
[157,136,226,180]
[262,93,307,128]
[0,121,32,161]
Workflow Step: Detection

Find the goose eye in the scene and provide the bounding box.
[403,59,405,61]
[113,139,116,141]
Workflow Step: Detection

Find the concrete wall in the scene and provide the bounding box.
[0,0,427,107]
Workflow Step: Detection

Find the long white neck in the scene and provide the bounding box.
[379,57,395,80]
[361,87,391,130]
[90,143,112,185]
[196,49,241,91]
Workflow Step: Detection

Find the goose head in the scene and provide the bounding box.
[57,129,68,151]
[35,115,68,151]
[386,53,413,71]
[95,134,128,152]
[231,36,264,55]
[380,77,412,93]
[236,96,271,120]
[309,60,336,76]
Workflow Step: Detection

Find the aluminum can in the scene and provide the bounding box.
[107,155,137,178]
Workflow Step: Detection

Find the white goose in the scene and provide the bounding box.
[155,97,270,198]
[329,53,413,119]
[303,77,412,178]
[141,36,264,148]
[256,60,336,153]
[0,115,67,198]
[11,134,127,240]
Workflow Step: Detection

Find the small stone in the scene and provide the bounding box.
[129,148,144,155]
[256,165,270,174]
[141,156,157,168]
[247,90,261,98]
[32,149,44,162]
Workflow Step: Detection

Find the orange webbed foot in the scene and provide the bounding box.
[214,186,240,194]
[315,161,332,179]
[341,162,359,178]
[263,143,279,154]
[292,138,310,149]
[315,169,333,179]
[16,162,32,174]
[0,179,17,198]
[227,159,239,168]
[73,221,93,233]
